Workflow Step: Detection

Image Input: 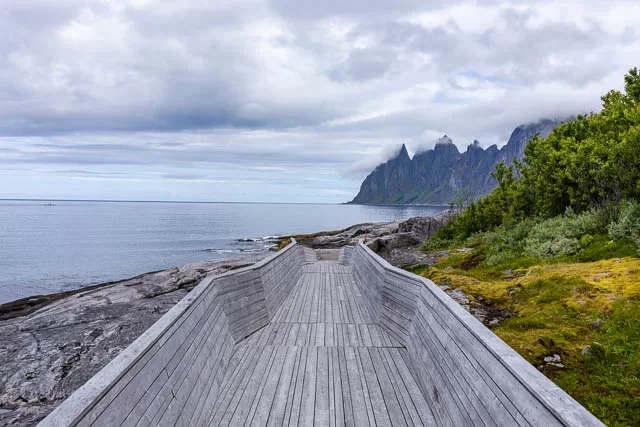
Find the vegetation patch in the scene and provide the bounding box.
[413,239,640,426]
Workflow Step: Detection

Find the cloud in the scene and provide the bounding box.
[1,0,639,202]
[328,47,396,82]
[267,0,439,20]
[344,143,408,178]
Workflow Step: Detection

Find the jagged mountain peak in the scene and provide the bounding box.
[468,140,482,149]
[350,118,564,205]
[396,143,410,160]
[436,135,453,145]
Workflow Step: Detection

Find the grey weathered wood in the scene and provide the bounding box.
[39,239,603,427]
[266,346,298,426]
[344,346,370,426]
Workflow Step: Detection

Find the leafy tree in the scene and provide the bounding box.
[437,67,640,239]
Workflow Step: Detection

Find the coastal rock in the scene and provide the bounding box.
[297,215,449,255]
[0,255,264,427]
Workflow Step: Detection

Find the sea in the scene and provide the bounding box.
[0,200,443,304]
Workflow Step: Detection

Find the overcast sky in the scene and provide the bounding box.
[1,0,639,203]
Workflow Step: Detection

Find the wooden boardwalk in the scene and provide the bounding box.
[39,241,604,427]
[208,261,435,426]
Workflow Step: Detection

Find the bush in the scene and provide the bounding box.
[484,220,531,266]
[523,210,599,258]
[608,200,640,254]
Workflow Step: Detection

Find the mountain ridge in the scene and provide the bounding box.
[350,119,561,205]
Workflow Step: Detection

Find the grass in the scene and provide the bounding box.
[412,237,640,426]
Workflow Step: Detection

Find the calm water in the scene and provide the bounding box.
[0,200,442,304]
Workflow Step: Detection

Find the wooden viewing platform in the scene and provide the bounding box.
[40,240,603,426]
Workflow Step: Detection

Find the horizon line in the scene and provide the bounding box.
[0,198,448,208]
[0,198,343,205]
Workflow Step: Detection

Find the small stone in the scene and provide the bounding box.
[504,269,514,277]
[543,354,562,364]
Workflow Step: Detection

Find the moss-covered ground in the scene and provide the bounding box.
[410,238,640,426]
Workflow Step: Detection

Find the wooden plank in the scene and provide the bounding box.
[209,345,266,426]
[358,348,392,426]
[330,348,345,427]
[296,323,309,347]
[285,346,307,426]
[267,346,300,427]
[359,324,373,347]
[368,347,407,426]
[369,324,383,347]
[286,323,300,346]
[248,347,288,426]
[326,323,335,347]
[336,323,345,347]
[228,346,275,425]
[338,347,355,427]
[346,324,358,347]
[308,323,317,347]
[299,346,318,425]
[376,349,419,426]
[316,322,325,347]
[316,347,330,426]
[344,347,370,426]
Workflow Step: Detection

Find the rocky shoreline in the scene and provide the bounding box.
[0,215,453,426]
[0,255,264,426]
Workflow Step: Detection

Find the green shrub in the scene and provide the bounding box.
[608,200,640,254]
[523,210,599,258]
[576,235,638,261]
[578,234,594,248]
[484,220,531,266]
